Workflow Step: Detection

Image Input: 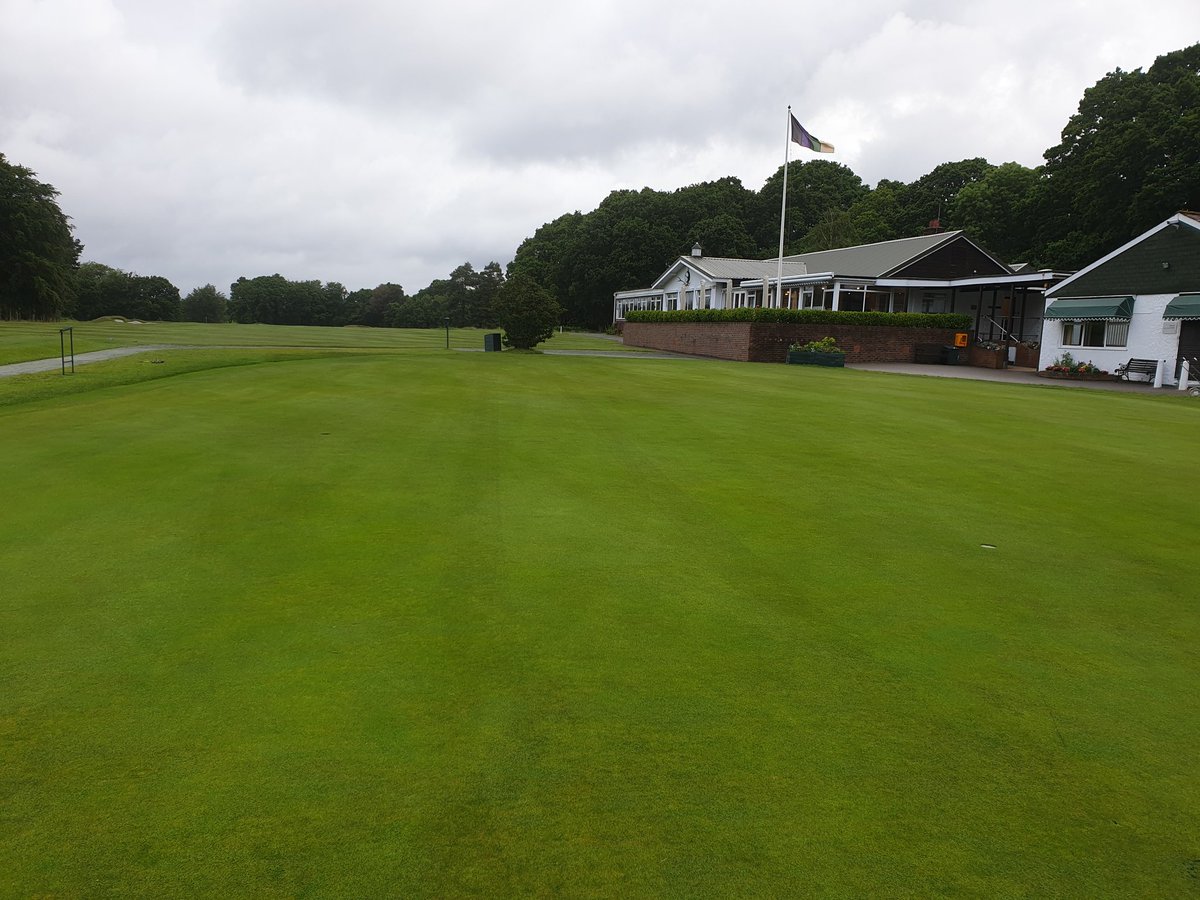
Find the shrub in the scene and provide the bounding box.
[493,274,562,349]
[790,336,842,353]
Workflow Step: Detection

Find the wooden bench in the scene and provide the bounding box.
[1115,358,1158,382]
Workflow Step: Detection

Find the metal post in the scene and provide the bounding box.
[444,317,450,350]
[59,326,74,374]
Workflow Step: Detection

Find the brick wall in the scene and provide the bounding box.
[622,322,962,363]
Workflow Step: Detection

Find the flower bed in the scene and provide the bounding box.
[1037,370,1118,381]
[1041,353,1114,380]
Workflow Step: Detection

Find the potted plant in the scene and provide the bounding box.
[787,336,845,367]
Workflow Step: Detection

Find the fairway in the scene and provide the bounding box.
[0,319,648,366]
[2,352,1198,896]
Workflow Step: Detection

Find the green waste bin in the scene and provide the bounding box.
[941,346,960,365]
[484,333,502,352]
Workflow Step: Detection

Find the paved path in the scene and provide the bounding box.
[0,345,180,378]
[848,361,1176,393]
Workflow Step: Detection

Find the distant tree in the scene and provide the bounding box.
[74,262,124,320]
[388,292,447,328]
[1036,42,1200,267]
[0,153,82,320]
[689,213,758,258]
[181,284,228,323]
[228,274,350,325]
[951,162,1042,264]
[474,261,505,327]
[493,274,561,349]
[75,263,180,320]
[797,209,859,252]
[229,274,289,323]
[848,180,907,245]
[353,282,405,326]
[754,160,870,253]
[899,158,995,234]
[129,275,181,320]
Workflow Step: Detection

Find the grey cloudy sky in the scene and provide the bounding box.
[2,0,1197,297]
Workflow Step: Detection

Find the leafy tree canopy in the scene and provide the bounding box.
[1038,42,1200,267]
[182,284,228,323]
[494,273,562,349]
[75,263,180,321]
[0,154,81,320]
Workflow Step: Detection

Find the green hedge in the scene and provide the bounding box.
[623,308,972,330]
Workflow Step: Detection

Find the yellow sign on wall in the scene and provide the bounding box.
[954,332,969,348]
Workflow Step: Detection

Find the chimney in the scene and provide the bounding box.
[923,218,943,235]
[691,242,702,258]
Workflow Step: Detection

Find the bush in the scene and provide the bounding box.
[790,337,842,353]
[623,308,971,330]
[493,274,563,349]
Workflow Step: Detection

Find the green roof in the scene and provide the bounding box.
[1044,296,1133,320]
[1163,293,1200,319]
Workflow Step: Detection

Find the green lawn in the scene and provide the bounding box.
[1,352,1198,897]
[0,319,644,365]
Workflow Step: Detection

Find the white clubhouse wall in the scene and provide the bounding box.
[1038,294,1182,383]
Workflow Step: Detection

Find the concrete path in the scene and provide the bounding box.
[0,345,180,378]
[848,361,1175,393]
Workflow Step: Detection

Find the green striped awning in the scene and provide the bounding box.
[1163,293,1200,320]
[1043,296,1134,320]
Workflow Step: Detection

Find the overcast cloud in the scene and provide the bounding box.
[2,0,1197,296]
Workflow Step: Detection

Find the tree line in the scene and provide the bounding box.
[2,44,1196,328]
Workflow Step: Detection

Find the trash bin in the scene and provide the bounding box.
[484,333,502,352]
[940,346,960,365]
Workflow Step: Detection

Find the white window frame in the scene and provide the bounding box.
[1061,319,1128,348]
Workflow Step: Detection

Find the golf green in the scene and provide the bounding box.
[2,352,1197,896]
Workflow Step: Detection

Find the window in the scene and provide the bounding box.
[1061,319,1128,348]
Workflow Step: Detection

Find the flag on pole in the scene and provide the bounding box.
[789,114,835,153]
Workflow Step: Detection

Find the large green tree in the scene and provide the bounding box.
[0,154,81,320]
[75,263,180,321]
[898,158,995,234]
[228,275,352,326]
[181,284,228,323]
[493,274,561,349]
[350,282,405,327]
[753,160,870,253]
[1037,42,1200,268]
[951,162,1042,263]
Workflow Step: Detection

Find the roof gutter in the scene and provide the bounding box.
[877,272,1067,289]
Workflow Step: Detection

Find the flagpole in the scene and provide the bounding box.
[776,105,791,309]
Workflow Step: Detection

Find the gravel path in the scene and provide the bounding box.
[0,345,182,378]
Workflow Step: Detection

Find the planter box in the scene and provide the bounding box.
[1013,343,1040,368]
[787,350,845,367]
[967,345,1007,369]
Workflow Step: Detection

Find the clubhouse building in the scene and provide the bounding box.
[1038,211,1200,385]
[614,231,1069,344]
